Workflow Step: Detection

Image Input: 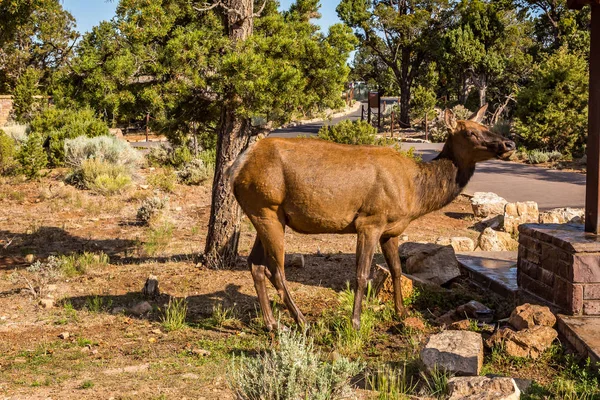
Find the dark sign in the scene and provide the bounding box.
[368,91,380,109]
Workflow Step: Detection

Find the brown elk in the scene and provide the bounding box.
[230,104,515,331]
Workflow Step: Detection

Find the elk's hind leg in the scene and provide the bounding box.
[380,236,406,318]
[248,236,277,331]
[251,210,306,327]
[352,227,380,330]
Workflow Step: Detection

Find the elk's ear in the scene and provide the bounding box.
[468,104,488,123]
[444,109,457,131]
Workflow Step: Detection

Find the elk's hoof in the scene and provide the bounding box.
[351,318,361,331]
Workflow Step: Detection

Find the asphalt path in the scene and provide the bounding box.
[270,110,586,210]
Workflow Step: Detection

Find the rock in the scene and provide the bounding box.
[435,237,476,253]
[139,184,150,190]
[456,301,492,320]
[504,201,539,235]
[471,192,508,218]
[478,228,518,251]
[182,373,200,380]
[448,376,521,400]
[400,234,409,241]
[369,264,413,302]
[142,275,160,298]
[539,207,585,224]
[403,316,426,331]
[58,332,70,339]
[449,319,473,331]
[288,254,305,268]
[191,348,211,357]
[421,330,484,376]
[479,215,505,230]
[486,326,557,359]
[399,243,461,286]
[109,128,124,139]
[39,298,54,309]
[24,254,35,263]
[436,310,460,326]
[111,306,127,314]
[129,301,152,316]
[508,304,556,330]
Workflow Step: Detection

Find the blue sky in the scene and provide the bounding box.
[62,0,341,34]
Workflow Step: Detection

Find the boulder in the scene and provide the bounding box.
[369,264,413,302]
[421,330,484,376]
[471,192,508,218]
[448,376,521,400]
[435,237,476,253]
[142,275,160,298]
[486,326,557,359]
[504,201,539,235]
[539,207,585,224]
[399,243,461,286]
[478,228,518,252]
[456,300,493,321]
[509,304,556,330]
[129,301,153,316]
[288,254,305,268]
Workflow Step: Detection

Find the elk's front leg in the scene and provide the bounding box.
[380,236,406,318]
[352,228,380,330]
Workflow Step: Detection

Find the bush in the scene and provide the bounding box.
[429,105,474,142]
[177,159,212,185]
[318,120,386,145]
[17,132,47,178]
[64,135,141,171]
[515,48,588,156]
[68,159,132,195]
[30,107,110,166]
[527,150,563,164]
[0,130,18,175]
[229,329,363,400]
[2,124,29,143]
[137,196,169,225]
[148,168,177,192]
[147,145,192,168]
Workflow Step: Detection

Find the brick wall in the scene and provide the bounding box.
[0,95,13,126]
[518,224,600,315]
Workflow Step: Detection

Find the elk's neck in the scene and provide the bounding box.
[414,145,475,216]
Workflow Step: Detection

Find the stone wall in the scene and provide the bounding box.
[518,224,600,315]
[0,95,13,126]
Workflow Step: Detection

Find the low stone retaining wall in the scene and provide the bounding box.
[0,95,13,126]
[517,224,600,315]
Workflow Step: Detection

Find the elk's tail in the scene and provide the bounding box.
[225,143,255,192]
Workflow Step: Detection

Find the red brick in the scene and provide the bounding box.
[572,253,600,283]
[554,278,584,314]
[583,301,600,315]
[540,268,555,287]
[519,259,541,279]
[584,284,600,300]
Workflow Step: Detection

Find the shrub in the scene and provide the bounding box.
[64,135,141,171]
[147,144,192,168]
[161,297,188,331]
[2,124,29,143]
[15,256,64,299]
[30,107,110,166]
[429,105,474,143]
[0,130,18,175]
[137,196,169,225]
[60,252,109,277]
[16,132,47,178]
[144,222,174,256]
[318,120,386,145]
[527,150,563,164]
[515,48,588,156]
[177,159,212,185]
[147,168,177,192]
[68,159,132,195]
[229,329,363,400]
[13,67,43,123]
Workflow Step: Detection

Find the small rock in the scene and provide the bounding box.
[39,298,54,309]
[13,357,27,364]
[539,207,585,224]
[399,243,461,286]
[435,237,476,252]
[46,284,57,292]
[509,304,556,330]
[191,348,211,357]
[139,185,150,190]
[478,228,518,251]
[369,264,413,302]
[151,328,162,335]
[486,326,558,359]
[142,275,160,298]
[58,332,70,340]
[479,214,505,230]
[436,309,460,326]
[504,201,539,235]
[471,192,508,218]
[24,254,35,263]
[182,373,200,380]
[448,376,521,400]
[400,234,409,241]
[288,254,305,268]
[111,306,127,315]
[403,316,426,331]
[449,319,473,331]
[175,206,182,211]
[421,330,483,376]
[129,301,152,316]
[456,301,492,320]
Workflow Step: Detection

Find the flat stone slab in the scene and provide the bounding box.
[456,251,518,299]
[421,330,484,376]
[519,224,600,253]
[557,314,600,363]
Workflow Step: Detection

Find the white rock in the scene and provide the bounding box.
[471,192,508,218]
[448,376,521,400]
[421,330,483,376]
[504,201,539,235]
[399,243,461,286]
[539,207,585,224]
[478,228,518,251]
[39,298,54,309]
[435,237,476,252]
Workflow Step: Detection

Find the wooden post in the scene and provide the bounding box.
[145,112,150,143]
[378,97,381,130]
[361,104,365,121]
[425,112,429,142]
[391,111,395,138]
[586,4,600,233]
[368,105,372,124]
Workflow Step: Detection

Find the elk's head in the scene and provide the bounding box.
[444,104,515,165]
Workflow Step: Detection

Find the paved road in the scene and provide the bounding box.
[270,110,586,210]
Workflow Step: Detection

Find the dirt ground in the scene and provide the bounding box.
[0,169,546,399]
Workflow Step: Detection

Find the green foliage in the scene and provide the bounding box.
[420,367,452,399]
[0,130,18,175]
[161,297,188,332]
[16,132,47,178]
[318,120,383,145]
[59,252,109,277]
[177,158,213,186]
[147,168,177,193]
[368,362,418,400]
[526,150,563,164]
[137,196,169,225]
[64,135,141,170]
[68,159,132,195]
[85,295,112,313]
[30,107,110,166]
[144,222,174,256]
[228,328,363,400]
[13,67,43,123]
[515,48,588,155]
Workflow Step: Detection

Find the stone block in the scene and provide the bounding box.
[504,201,539,235]
[583,301,600,316]
[399,243,461,286]
[584,284,600,300]
[572,253,600,283]
[421,330,483,376]
[471,192,508,218]
[448,376,520,400]
[508,303,556,330]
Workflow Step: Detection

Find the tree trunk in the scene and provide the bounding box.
[203,0,254,269]
[459,72,469,105]
[399,48,411,127]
